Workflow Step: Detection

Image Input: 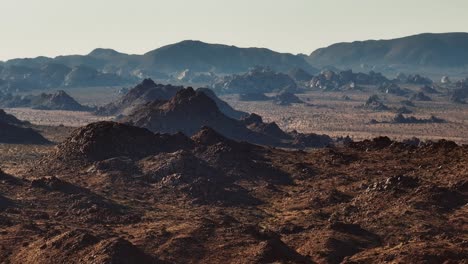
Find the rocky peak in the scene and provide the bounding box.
[163,88,220,114]
[191,126,231,146]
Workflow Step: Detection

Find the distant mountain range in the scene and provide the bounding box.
[0,41,316,91]
[308,33,468,76]
[1,33,468,91]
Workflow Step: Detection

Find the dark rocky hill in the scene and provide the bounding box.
[0,110,49,144]
[96,79,246,119]
[120,88,331,148]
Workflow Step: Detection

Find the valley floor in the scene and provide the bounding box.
[225,89,468,144]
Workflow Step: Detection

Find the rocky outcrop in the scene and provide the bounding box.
[396,73,433,85]
[96,79,246,119]
[359,95,390,111]
[370,114,446,124]
[54,121,191,162]
[212,67,298,94]
[309,70,390,91]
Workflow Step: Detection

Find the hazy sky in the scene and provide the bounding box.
[1,0,467,61]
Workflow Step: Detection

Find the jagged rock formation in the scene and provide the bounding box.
[0,109,49,144]
[119,88,331,148]
[212,67,298,94]
[96,79,246,119]
[118,88,274,145]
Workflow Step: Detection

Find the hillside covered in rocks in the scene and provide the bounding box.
[0,121,466,263]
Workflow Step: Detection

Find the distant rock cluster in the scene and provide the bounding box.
[396,73,433,85]
[0,40,315,91]
[370,114,446,124]
[212,67,298,94]
[0,90,89,111]
[308,70,390,91]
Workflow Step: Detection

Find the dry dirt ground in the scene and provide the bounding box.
[3,108,113,127]
[224,88,468,144]
[0,123,466,263]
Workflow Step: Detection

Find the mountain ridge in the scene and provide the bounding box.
[308,32,468,75]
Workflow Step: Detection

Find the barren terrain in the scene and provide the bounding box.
[0,122,466,263]
[0,83,466,263]
[225,88,468,144]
